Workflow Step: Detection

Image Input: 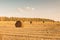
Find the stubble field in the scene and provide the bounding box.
[0,21,60,40]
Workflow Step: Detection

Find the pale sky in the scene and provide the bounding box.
[0,0,60,21]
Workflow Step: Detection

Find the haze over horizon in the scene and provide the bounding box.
[0,0,60,21]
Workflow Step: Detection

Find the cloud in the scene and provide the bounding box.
[17,6,35,14]
[26,6,35,11]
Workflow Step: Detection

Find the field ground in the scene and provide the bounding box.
[0,21,60,40]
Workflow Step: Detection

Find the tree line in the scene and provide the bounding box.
[0,17,54,22]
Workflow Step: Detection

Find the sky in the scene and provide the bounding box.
[0,0,60,21]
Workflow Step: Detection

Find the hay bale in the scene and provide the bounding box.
[30,21,32,24]
[15,21,22,27]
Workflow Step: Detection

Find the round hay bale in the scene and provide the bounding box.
[43,21,45,23]
[15,21,22,27]
[30,21,32,24]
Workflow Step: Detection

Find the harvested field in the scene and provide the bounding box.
[0,21,60,40]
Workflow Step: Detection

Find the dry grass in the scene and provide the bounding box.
[0,21,60,40]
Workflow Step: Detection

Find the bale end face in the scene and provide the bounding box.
[15,21,22,27]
